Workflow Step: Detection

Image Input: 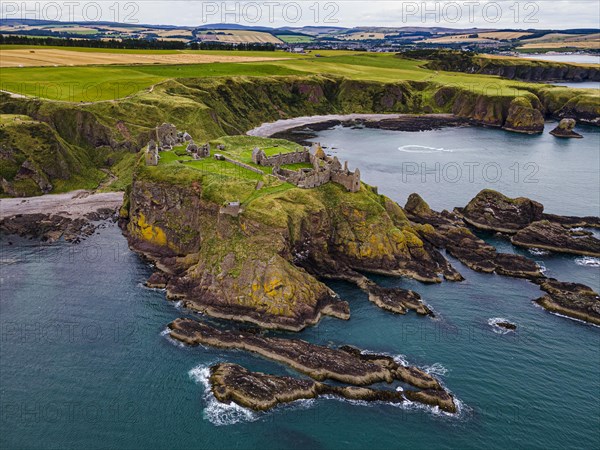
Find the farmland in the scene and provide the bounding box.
[195,30,282,44]
[1,46,598,102]
[0,47,289,67]
[518,32,600,51]
[276,34,315,44]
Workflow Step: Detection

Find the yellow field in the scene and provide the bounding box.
[0,48,287,68]
[148,29,194,39]
[521,33,581,43]
[478,31,532,40]
[519,40,600,50]
[421,31,531,44]
[197,30,282,44]
[518,33,600,50]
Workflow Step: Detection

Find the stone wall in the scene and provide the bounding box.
[219,155,265,175]
[252,148,310,166]
[272,154,361,192]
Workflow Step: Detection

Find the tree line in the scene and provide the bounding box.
[0,34,277,51]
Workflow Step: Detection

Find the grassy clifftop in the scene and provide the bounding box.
[1,66,598,196]
[126,136,447,329]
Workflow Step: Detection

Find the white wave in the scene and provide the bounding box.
[188,364,259,426]
[397,144,454,154]
[528,248,549,256]
[574,256,600,268]
[545,311,600,328]
[137,282,166,292]
[536,261,547,275]
[423,362,449,376]
[488,317,516,335]
[390,394,466,419]
[392,354,409,366]
[0,257,19,264]
[160,327,186,347]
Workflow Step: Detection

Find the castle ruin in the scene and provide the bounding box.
[254,143,361,193]
[145,123,207,165]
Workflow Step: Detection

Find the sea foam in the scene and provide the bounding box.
[574,256,600,268]
[397,144,454,154]
[188,364,258,426]
[488,317,516,335]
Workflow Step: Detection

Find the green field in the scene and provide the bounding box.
[276,35,315,44]
[0,48,547,102]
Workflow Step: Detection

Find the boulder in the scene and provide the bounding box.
[512,220,600,257]
[459,189,544,233]
[550,118,583,138]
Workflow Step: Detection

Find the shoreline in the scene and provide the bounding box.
[0,190,123,220]
[247,113,463,138]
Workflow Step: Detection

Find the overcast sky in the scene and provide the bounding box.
[4,1,600,29]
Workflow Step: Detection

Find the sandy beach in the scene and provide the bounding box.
[246,114,463,137]
[0,190,123,219]
[246,114,411,137]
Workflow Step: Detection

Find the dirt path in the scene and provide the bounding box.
[0,190,124,219]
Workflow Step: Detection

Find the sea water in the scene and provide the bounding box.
[1,122,599,449]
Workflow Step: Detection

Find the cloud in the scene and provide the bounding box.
[5,1,599,29]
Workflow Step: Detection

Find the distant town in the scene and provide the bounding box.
[1,18,599,55]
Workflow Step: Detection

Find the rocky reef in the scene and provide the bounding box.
[170,319,457,413]
[209,363,455,413]
[457,189,600,258]
[0,208,117,243]
[512,220,600,257]
[403,190,600,325]
[534,279,600,326]
[550,118,583,138]
[405,193,543,279]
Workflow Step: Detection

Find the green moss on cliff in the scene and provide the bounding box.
[0,114,104,196]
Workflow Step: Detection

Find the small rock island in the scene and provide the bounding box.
[550,118,583,138]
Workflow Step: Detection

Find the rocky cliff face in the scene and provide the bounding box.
[125,170,455,330]
[0,118,104,196]
[2,72,598,197]
[405,50,600,82]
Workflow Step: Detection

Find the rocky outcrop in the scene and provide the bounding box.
[169,318,443,388]
[126,173,458,330]
[512,220,600,257]
[404,50,600,82]
[502,97,545,134]
[457,189,600,257]
[405,193,543,279]
[0,208,116,243]
[550,118,583,138]
[209,363,456,413]
[534,279,600,325]
[172,320,457,413]
[458,189,544,233]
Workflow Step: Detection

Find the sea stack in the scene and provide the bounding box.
[550,118,583,138]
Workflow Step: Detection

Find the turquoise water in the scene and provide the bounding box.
[1,124,599,449]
